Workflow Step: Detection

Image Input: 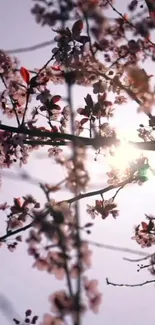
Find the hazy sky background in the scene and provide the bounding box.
[1,1,155,324]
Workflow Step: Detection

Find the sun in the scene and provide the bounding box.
[108,140,141,172]
[106,139,155,181]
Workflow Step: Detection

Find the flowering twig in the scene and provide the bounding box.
[1,75,20,126]
[106,0,155,47]
[67,177,136,204]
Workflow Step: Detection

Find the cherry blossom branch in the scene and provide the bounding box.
[67,177,136,204]
[0,123,120,147]
[2,123,155,151]
[106,277,155,287]
[0,222,33,242]
[106,0,155,47]
[21,50,59,125]
[1,76,20,126]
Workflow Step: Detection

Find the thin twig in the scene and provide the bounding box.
[1,75,20,126]
[5,40,55,54]
[123,254,153,262]
[0,222,33,242]
[88,240,150,256]
[106,277,155,287]
[112,184,126,200]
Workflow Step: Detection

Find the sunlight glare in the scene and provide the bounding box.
[108,140,141,172]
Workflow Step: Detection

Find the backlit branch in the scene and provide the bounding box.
[67,177,137,204]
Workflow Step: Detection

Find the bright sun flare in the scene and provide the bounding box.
[108,141,140,171]
[107,139,155,180]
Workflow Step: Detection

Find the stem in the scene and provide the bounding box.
[106,277,155,287]
[1,75,20,126]
[0,222,33,242]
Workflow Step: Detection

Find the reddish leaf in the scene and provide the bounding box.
[20,67,30,84]
[51,125,59,132]
[95,200,103,207]
[72,20,83,35]
[80,118,89,125]
[141,222,148,231]
[51,65,61,71]
[52,95,61,103]
[14,197,23,208]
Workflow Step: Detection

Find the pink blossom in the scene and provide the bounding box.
[49,290,73,315]
[83,276,99,297]
[89,293,102,314]
[40,313,64,325]
[80,241,92,268]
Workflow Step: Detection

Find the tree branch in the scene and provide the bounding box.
[0,222,33,242]
[67,177,136,204]
[2,123,155,151]
[106,277,155,287]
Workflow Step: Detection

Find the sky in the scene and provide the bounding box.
[1,1,155,324]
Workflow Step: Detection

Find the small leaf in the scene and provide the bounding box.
[51,65,61,71]
[148,220,154,231]
[85,94,93,108]
[13,319,20,325]
[31,315,39,324]
[14,197,23,208]
[16,235,22,242]
[52,95,61,103]
[141,222,148,231]
[72,20,83,35]
[20,67,30,84]
[80,118,89,125]
[25,309,32,317]
[84,222,94,228]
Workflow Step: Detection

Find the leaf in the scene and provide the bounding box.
[84,222,94,228]
[52,95,61,103]
[72,20,83,35]
[85,94,94,108]
[141,222,148,231]
[80,118,89,125]
[15,236,22,242]
[31,316,38,324]
[14,197,23,208]
[25,309,32,317]
[148,220,154,231]
[20,67,30,84]
[51,65,61,71]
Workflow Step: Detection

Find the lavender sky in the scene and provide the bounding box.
[0,1,155,324]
